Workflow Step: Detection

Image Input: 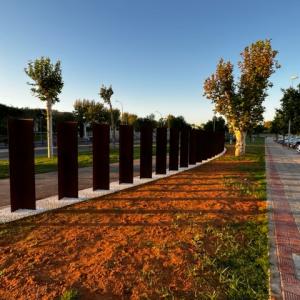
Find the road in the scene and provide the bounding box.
[0,157,161,208]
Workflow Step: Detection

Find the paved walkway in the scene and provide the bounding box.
[266,138,300,299]
[0,157,159,208]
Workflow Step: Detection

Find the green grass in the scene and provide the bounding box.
[59,289,79,300]
[191,137,269,299]
[0,145,157,179]
[192,221,269,299]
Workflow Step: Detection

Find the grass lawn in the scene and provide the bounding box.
[0,145,157,179]
[0,138,268,299]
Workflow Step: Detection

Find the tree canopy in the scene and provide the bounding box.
[24,57,63,103]
[271,85,300,134]
[203,39,280,155]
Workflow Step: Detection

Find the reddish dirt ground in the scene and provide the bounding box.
[0,148,266,299]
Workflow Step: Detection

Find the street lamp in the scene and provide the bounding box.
[154,110,164,127]
[115,100,124,124]
[291,75,299,88]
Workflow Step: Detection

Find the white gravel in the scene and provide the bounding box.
[0,149,226,224]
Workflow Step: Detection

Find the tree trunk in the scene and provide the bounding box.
[46,100,53,158]
[234,130,247,156]
[109,103,116,149]
[83,122,88,139]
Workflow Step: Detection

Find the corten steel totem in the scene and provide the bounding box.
[169,127,179,170]
[119,125,134,183]
[196,129,204,163]
[57,121,78,199]
[189,128,197,165]
[8,119,36,212]
[180,126,189,167]
[93,123,110,190]
[201,131,209,160]
[156,127,167,174]
[140,125,153,178]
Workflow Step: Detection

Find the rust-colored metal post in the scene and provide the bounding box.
[119,125,134,183]
[93,123,110,190]
[8,119,36,212]
[189,128,197,165]
[140,125,153,178]
[169,128,179,170]
[180,127,189,167]
[57,122,78,199]
[156,127,167,174]
[196,129,203,163]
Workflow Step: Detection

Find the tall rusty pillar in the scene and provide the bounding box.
[189,128,197,165]
[196,129,203,163]
[180,127,189,167]
[156,127,167,174]
[140,125,153,178]
[93,123,110,190]
[57,122,78,199]
[8,118,36,212]
[119,125,134,183]
[202,131,209,160]
[169,128,179,170]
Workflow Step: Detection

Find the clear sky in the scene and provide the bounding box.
[0,0,300,125]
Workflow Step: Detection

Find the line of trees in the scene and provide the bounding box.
[271,84,300,136]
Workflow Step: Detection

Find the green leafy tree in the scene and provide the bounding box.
[122,112,138,126]
[73,99,105,137]
[279,85,300,133]
[203,40,280,156]
[166,114,187,129]
[99,85,115,147]
[203,116,227,132]
[25,57,63,158]
[271,109,286,138]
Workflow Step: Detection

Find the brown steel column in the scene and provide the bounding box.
[180,127,189,167]
[119,125,134,183]
[156,127,167,174]
[93,123,110,190]
[8,119,36,212]
[57,122,78,199]
[140,125,153,178]
[169,128,179,170]
[189,128,197,165]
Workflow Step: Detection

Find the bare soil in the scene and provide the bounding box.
[0,147,266,299]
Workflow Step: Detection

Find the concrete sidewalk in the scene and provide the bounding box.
[0,157,159,208]
[266,138,300,299]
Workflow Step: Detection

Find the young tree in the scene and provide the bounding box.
[73,99,105,137]
[99,85,115,147]
[204,40,280,156]
[25,57,63,158]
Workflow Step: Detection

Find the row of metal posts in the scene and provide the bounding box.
[8,119,225,212]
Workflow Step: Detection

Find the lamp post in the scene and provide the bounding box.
[154,110,164,127]
[115,100,124,124]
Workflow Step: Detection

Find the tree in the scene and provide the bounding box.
[73,99,105,137]
[99,85,115,147]
[203,116,227,132]
[122,112,138,126]
[166,114,187,129]
[271,109,286,137]
[203,40,280,156]
[279,85,300,133]
[25,57,63,158]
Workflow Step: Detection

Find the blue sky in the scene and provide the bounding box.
[0,0,300,124]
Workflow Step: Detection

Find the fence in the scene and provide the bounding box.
[7,119,225,212]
